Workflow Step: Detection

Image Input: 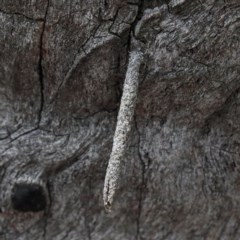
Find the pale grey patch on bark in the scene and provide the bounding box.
[103,50,143,212]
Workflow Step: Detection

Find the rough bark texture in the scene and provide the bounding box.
[0,0,240,239]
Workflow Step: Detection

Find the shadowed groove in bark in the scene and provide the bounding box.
[0,8,44,22]
[3,1,50,145]
[38,0,50,126]
[42,180,52,240]
[134,116,148,240]
[126,0,145,54]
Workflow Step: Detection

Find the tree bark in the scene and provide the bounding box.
[0,0,240,239]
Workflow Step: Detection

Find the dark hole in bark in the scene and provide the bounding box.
[11,183,47,212]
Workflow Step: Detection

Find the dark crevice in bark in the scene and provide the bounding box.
[127,0,145,53]
[0,134,11,141]
[6,109,116,146]
[120,0,145,100]
[107,6,124,39]
[3,1,50,146]
[132,0,145,32]
[0,126,21,142]
[134,116,146,240]
[38,0,50,126]
[0,8,44,22]
[42,180,52,240]
[124,0,146,75]
[42,207,48,240]
[9,128,39,144]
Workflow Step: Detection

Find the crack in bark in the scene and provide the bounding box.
[124,0,145,71]
[0,8,44,22]
[38,0,50,126]
[9,127,39,144]
[0,1,50,146]
[2,109,115,148]
[134,116,146,240]
[0,2,50,145]
[42,181,52,240]
[107,6,125,39]
[131,0,145,38]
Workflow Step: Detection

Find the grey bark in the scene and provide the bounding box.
[0,0,240,239]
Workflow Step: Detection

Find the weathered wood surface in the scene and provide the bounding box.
[0,0,240,239]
